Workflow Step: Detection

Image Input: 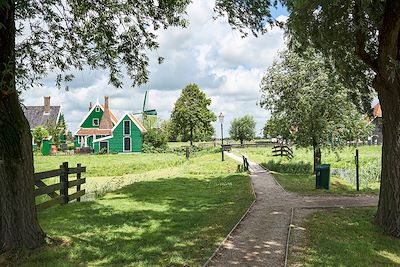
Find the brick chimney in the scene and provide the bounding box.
[99,96,113,129]
[104,96,109,110]
[89,101,93,111]
[44,96,51,114]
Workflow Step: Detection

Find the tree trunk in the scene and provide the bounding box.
[312,140,321,173]
[375,88,400,237]
[240,139,243,145]
[0,1,45,252]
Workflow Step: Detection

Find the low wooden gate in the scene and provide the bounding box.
[34,162,86,211]
[272,145,293,160]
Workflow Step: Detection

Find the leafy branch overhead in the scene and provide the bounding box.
[14,0,279,90]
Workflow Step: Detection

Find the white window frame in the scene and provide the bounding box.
[95,106,100,112]
[123,137,131,152]
[99,141,109,153]
[123,120,131,135]
[93,118,99,126]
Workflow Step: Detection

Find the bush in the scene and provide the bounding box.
[143,128,168,150]
[261,160,312,174]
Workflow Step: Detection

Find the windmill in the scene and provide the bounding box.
[133,91,157,126]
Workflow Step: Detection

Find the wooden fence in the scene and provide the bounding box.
[34,162,86,211]
[272,145,294,160]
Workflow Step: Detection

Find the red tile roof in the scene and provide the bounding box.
[372,103,382,118]
[75,128,112,135]
[100,104,118,124]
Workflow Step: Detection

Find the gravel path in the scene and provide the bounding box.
[207,152,378,267]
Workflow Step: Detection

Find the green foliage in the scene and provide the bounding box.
[11,1,276,90]
[262,160,312,174]
[285,0,380,111]
[142,115,159,130]
[143,128,168,150]
[31,126,49,148]
[13,0,192,89]
[263,115,291,139]
[170,84,216,144]
[229,115,256,144]
[45,121,66,146]
[26,154,254,266]
[260,49,373,151]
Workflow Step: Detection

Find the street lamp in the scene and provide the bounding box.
[219,112,224,161]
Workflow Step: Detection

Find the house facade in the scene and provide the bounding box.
[74,96,146,153]
[93,113,147,153]
[23,96,64,144]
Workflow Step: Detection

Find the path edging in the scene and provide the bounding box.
[202,170,257,267]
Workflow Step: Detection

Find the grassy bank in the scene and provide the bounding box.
[290,208,400,266]
[34,153,185,177]
[21,153,254,266]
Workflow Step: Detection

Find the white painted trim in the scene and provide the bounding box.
[56,107,62,124]
[75,104,100,135]
[92,118,99,126]
[127,113,147,133]
[123,136,132,152]
[99,140,109,153]
[74,103,118,135]
[123,120,131,135]
[95,106,100,112]
[93,135,113,143]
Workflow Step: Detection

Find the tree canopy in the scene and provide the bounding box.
[170,84,216,145]
[260,49,372,170]
[229,115,256,145]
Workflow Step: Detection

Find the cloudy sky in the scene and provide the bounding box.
[21,1,288,137]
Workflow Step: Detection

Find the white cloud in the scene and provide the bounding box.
[21,0,286,137]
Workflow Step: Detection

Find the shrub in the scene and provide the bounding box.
[261,160,312,174]
[143,128,168,149]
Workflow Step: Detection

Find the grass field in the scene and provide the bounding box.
[22,153,254,266]
[235,146,381,194]
[34,153,186,177]
[290,208,400,266]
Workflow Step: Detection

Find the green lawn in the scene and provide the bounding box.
[235,146,381,194]
[34,153,185,177]
[272,173,378,195]
[290,208,400,266]
[22,153,254,266]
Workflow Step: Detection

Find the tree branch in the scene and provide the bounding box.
[354,0,378,72]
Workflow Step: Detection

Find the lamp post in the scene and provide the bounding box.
[219,112,224,161]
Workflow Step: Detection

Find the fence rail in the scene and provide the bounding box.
[272,145,293,160]
[34,162,86,211]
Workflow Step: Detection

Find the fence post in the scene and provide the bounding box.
[60,162,69,204]
[355,149,360,191]
[76,163,82,202]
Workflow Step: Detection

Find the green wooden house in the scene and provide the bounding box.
[74,96,146,153]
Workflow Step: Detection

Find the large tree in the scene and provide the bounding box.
[283,0,400,237]
[261,50,372,172]
[229,115,256,145]
[170,84,216,146]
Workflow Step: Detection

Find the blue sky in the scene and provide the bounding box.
[22,1,289,138]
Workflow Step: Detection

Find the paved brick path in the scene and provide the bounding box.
[207,152,378,267]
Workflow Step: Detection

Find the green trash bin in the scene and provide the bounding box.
[316,164,330,190]
[41,139,51,156]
